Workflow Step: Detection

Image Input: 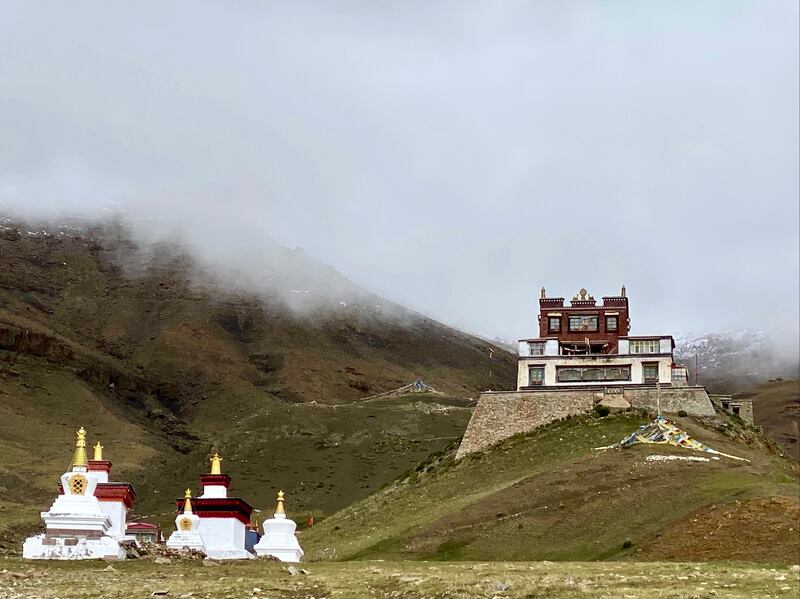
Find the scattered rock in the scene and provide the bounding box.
[154,557,171,565]
[202,560,220,567]
[489,581,510,592]
[287,565,300,576]
[151,591,169,597]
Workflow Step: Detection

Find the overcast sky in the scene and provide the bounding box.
[1,1,798,343]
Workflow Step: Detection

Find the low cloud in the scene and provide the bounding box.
[0,2,797,348]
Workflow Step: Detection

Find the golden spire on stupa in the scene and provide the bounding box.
[183,488,193,513]
[210,453,223,475]
[72,427,88,468]
[93,442,103,461]
[274,490,286,516]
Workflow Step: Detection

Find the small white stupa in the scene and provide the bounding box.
[166,489,205,553]
[253,491,304,562]
[23,428,125,560]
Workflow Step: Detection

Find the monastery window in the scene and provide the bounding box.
[643,363,659,382]
[605,315,618,332]
[528,366,545,385]
[548,317,561,333]
[556,366,631,382]
[568,315,598,332]
[629,339,660,354]
[529,342,545,356]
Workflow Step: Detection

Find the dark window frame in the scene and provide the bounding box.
[528,365,545,385]
[642,361,659,383]
[548,317,561,333]
[529,342,545,356]
[568,314,599,332]
[556,365,631,382]
[605,315,618,332]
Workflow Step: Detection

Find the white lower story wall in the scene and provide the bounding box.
[97,500,128,539]
[198,517,252,559]
[517,355,673,388]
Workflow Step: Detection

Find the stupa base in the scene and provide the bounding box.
[254,546,303,562]
[204,547,254,560]
[166,532,206,553]
[22,534,125,560]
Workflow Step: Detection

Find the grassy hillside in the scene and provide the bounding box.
[0,218,514,549]
[741,379,800,461]
[302,411,799,563]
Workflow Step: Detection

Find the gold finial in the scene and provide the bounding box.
[540,287,546,299]
[183,488,193,513]
[621,285,626,297]
[72,427,88,468]
[210,453,222,475]
[274,490,286,516]
[93,442,103,461]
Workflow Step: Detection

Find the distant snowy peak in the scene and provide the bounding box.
[674,329,798,392]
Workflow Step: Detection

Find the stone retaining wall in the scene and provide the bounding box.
[623,386,716,417]
[456,386,716,458]
[455,391,594,459]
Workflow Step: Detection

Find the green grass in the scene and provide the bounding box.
[0,353,474,545]
[302,412,800,563]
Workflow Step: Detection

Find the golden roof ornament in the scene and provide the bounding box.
[274,490,286,516]
[72,427,88,468]
[183,488,193,513]
[210,453,223,475]
[93,442,103,461]
[540,287,546,299]
[572,288,594,302]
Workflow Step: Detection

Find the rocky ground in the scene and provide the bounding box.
[1,558,798,599]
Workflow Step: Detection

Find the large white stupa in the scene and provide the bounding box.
[166,489,206,553]
[179,453,254,560]
[253,491,304,562]
[22,428,126,560]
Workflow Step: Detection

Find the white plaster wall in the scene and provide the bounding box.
[201,485,227,498]
[545,339,559,356]
[617,339,630,354]
[518,355,673,387]
[659,360,672,384]
[98,501,127,538]
[659,338,672,354]
[199,518,246,551]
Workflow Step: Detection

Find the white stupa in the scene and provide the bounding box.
[166,489,206,553]
[22,428,125,560]
[189,453,254,560]
[253,491,304,562]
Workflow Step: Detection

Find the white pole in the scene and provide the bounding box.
[657,382,661,418]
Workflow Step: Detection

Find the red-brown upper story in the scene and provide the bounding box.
[537,287,630,354]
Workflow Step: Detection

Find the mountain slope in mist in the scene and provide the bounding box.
[675,330,799,393]
[0,216,515,546]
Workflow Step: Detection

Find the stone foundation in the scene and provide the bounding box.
[455,386,716,458]
[710,394,754,425]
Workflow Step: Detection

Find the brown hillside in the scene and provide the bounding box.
[744,379,800,461]
[0,217,515,546]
